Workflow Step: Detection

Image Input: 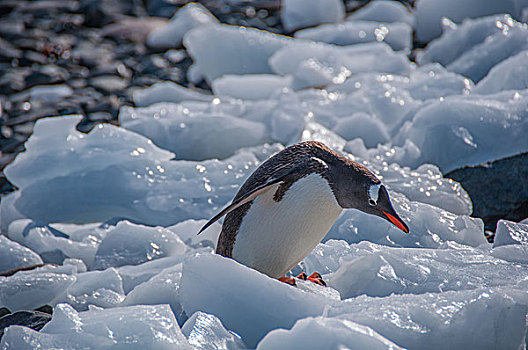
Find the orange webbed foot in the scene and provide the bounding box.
[296,272,307,280]
[278,276,296,286]
[307,271,326,286]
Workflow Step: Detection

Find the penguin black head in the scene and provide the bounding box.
[324,155,409,234]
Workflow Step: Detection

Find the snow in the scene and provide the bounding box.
[0,303,191,349]
[280,0,345,32]
[2,7,528,349]
[182,311,246,349]
[493,219,528,247]
[147,3,218,49]
[295,21,412,52]
[0,234,42,272]
[414,0,528,42]
[347,0,415,26]
[258,316,403,350]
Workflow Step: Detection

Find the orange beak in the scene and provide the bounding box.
[382,210,409,234]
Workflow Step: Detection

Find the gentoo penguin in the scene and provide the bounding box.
[199,141,408,286]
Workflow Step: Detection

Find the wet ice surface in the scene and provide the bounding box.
[2,2,528,349]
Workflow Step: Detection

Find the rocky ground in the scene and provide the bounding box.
[0,0,524,236]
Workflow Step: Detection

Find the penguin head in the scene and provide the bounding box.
[327,160,409,234]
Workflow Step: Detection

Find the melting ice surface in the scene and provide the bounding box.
[2,2,528,349]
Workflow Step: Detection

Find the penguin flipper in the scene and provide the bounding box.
[197,179,284,235]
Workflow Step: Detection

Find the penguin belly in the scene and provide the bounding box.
[231,173,343,278]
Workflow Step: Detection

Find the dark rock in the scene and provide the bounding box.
[145,0,178,18]
[0,38,22,62]
[33,305,53,315]
[445,152,528,232]
[72,42,114,68]
[88,111,113,122]
[25,64,70,88]
[0,310,52,339]
[89,75,128,93]
[0,309,9,319]
[0,70,28,94]
[100,17,167,43]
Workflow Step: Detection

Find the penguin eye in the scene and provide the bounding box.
[369,199,377,206]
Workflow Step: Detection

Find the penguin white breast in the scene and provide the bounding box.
[231,173,343,278]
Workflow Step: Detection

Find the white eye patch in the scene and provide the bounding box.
[368,184,381,205]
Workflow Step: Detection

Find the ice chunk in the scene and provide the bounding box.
[184,24,292,83]
[491,245,528,264]
[394,90,528,172]
[167,219,221,249]
[347,1,415,26]
[180,253,338,348]
[0,272,75,311]
[119,103,271,160]
[147,3,218,49]
[0,234,42,272]
[333,112,390,148]
[326,191,486,248]
[301,239,355,275]
[295,21,412,52]
[1,326,113,349]
[121,265,186,324]
[212,74,293,100]
[58,268,125,311]
[92,220,187,270]
[117,254,196,293]
[415,0,527,42]
[417,15,528,82]
[182,311,246,349]
[406,63,473,100]
[473,50,528,94]
[300,122,346,151]
[133,81,213,107]
[493,219,528,247]
[320,241,528,299]
[258,316,403,350]
[0,116,260,229]
[270,42,411,90]
[280,0,345,32]
[7,220,99,266]
[63,258,87,273]
[326,288,528,350]
[1,303,191,349]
